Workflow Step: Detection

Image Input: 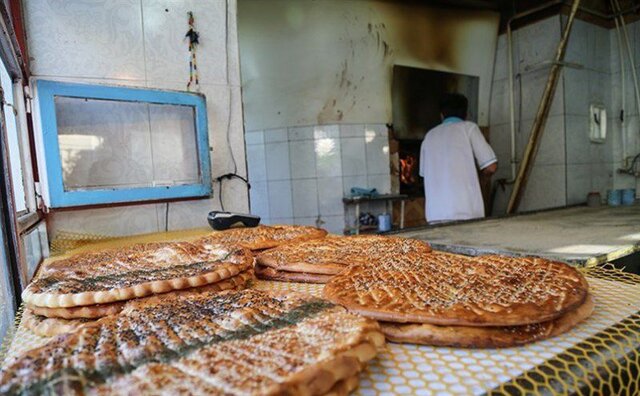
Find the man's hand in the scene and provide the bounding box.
[481,162,497,175]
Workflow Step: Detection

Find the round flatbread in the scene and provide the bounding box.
[199,224,328,251]
[257,235,432,276]
[22,308,93,337]
[1,289,384,395]
[381,294,595,348]
[23,241,253,308]
[255,264,334,284]
[27,269,255,319]
[324,252,589,327]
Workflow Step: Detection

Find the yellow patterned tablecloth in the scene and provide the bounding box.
[1,230,639,395]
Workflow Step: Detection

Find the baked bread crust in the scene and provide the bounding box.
[201,224,328,251]
[1,289,384,395]
[22,308,93,337]
[22,241,253,308]
[28,269,254,319]
[255,264,334,284]
[381,294,595,348]
[257,235,432,275]
[324,252,589,326]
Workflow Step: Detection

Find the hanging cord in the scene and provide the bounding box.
[185,11,200,91]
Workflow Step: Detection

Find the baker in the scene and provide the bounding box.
[419,93,497,224]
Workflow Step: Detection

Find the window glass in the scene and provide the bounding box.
[55,97,200,191]
[0,61,26,212]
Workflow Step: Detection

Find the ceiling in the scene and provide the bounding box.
[392,0,640,30]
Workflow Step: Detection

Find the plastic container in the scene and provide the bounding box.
[607,189,622,206]
[378,213,391,232]
[622,189,636,206]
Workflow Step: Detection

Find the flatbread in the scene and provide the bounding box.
[381,294,595,348]
[22,308,93,337]
[324,252,589,326]
[257,235,432,276]
[27,269,254,319]
[0,290,384,395]
[200,224,328,251]
[22,241,253,308]
[323,375,359,396]
[255,264,334,284]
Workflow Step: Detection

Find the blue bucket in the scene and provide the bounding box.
[378,213,391,232]
[622,189,636,205]
[607,190,622,206]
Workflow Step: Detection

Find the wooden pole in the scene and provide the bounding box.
[506,0,582,214]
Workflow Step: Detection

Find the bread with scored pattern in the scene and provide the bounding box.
[324,252,589,327]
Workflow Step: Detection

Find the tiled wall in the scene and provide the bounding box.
[246,124,391,234]
[24,0,248,238]
[609,19,640,191]
[490,16,568,214]
[490,16,619,214]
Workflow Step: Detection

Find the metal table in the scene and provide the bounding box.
[343,194,408,234]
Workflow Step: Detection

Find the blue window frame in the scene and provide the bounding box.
[35,80,211,208]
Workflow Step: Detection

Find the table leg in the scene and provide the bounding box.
[400,199,405,229]
[355,203,360,235]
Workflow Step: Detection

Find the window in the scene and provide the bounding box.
[1,61,27,213]
[33,80,212,208]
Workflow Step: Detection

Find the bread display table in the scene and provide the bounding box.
[2,230,639,395]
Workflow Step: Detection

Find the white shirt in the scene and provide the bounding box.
[419,118,497,223]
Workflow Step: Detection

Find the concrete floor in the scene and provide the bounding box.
[394,205,640,266]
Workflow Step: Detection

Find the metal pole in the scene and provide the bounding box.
[506,0,582,214]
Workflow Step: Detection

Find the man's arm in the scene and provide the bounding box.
[482,162,497,175]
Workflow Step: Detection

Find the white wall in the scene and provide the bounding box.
[24,0,248,238]
[238,0,499,131]
[490,16,617,214]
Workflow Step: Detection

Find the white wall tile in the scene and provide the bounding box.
[314,125,340,139]
[291,179,319,217]
[367,174,392,194]
[489,78,511,126]
[249,180,269,219]
[519,68,564,120]
[365,124,388,138]
[245,130,264,145]
[246,143,266,181]
[565,115,590,165]
[142,0,228,85]
[289,140,317,179]
[293,216,320,227]
[365,136,390,175]
[288,126,314,141]
[269,217,294,225]
[319,215,345,235]
[563,68,589,116]
[24,0,146,80]
[518,16,560,69]
[566,164,590,205]
[564,19,589,69]
[265,142,290,180]
[264,128,288,143]
[341,137,366,176]
[315,137,342,177]
[317,177,344,216]
[340,124,365,138]
[516,115,565,165]
[519,164,566,212]
[591,162,614,195]
[267,180,293,218]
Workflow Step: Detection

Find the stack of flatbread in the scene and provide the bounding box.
[324,252,593,348]
[256,235,432,283]
[202,224,328,251]
[1,289,385,395]
[22,239,254,337]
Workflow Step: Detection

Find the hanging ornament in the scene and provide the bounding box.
[185,11,200,91]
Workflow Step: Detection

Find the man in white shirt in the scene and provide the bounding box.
[419,93,497,224]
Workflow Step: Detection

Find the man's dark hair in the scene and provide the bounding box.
[439,93,468,119]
